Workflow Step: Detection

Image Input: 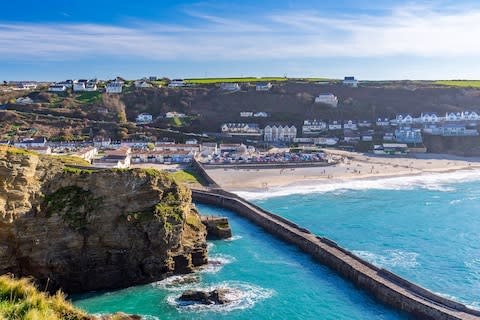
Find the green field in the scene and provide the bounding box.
[434,80,480,88]
[184,77,288,84]
[75,91,102,104]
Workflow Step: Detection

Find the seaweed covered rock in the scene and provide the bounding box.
[0,147,207,293]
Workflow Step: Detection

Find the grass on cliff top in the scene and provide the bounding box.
[47,155,92,167]
[0,275,88,320]
[171,169,206,186]
[184,77,288,84]
[434,80,480,88]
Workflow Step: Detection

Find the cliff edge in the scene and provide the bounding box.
[0,147,207,293]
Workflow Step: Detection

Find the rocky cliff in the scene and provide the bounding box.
[0,147,207,293]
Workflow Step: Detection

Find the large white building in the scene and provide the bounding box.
[168,79,186,87]
[221,123,261,136]
[106,81,123,93]
[314,93,338,107]
[302,120,327,135]
[48,84,66,92]
[136,113,153,123]
[256,82,272,91]
[343,76,358,87]
[220,83,241,91]
[264,125,297,142]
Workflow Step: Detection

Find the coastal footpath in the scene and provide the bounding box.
[0,147,208,293]
[191,187,480,320]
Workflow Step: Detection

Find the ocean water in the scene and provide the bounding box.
[245,170,480,309]
[73,203,408,319]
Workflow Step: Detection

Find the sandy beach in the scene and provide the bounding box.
[206,149,480,191]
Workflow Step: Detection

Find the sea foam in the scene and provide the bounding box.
[235,169,480,200]
[166,281,274,313]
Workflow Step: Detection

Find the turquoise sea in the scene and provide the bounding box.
[74,170,480,319]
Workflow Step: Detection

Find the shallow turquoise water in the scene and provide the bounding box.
[73,203,408,319]
[252,178,480,309]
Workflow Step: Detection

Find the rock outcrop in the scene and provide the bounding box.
[200,216,232,240]
[179,288,232,305]
[0,147,208,293]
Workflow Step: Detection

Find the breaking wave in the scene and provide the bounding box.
[235,169,480,200]
[199,254,236,273]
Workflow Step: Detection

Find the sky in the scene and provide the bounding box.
[2,0,480,81]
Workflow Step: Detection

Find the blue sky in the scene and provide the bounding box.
[2,0,480,81]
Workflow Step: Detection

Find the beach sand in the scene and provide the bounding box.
[206,150,480,191]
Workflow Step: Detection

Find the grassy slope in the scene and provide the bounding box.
[434,80,480,88]
[0,275,88,320]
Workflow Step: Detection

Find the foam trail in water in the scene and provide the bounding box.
[166,281,274,313]
[353,249,419,269]
[235,169,480,200]
[199,254,236,273]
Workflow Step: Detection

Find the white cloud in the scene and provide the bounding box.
[1,3,480,61]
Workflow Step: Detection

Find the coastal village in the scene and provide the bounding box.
[2,76,480,171]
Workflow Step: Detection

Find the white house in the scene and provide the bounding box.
[240,112,253,117]
[264,125,297,142]
[328,120,342,130]
[220,83,241,91]
[314,93,338,107]
[85,81,97,91]
[200,142,218,156]
[222,123,261,136]
[17,82,37,90]
[135,81,152,88]
[256,82,272,91]
[73,82,86,92]
[48,84,66,92]
[343,76,358,87]
[73,147,98,163]
[16,97,33,105]
[94,147,131,168]
[165,111,186,118]
[462,111,480,121]
[358,120,372,128]
[395,128,422,143]
[396,114,414,125]
[106,81,123,93]
[302,120,327,135]
[445,112,463,121]
[420,112,440,123]
[136,113,153,123]
[343,120,358,130]
[442,124,478,136]
[254,112,268,117]
[14,137,47,148]
[376,118,390,126]
[168,79,186,87]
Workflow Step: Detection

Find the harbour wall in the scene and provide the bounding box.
[192,188,480,320]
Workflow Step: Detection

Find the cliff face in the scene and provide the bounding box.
[0,148,207,293]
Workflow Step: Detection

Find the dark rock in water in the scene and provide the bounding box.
[179,288,232,305]
[201,216,232,239]
[209,289,231,304]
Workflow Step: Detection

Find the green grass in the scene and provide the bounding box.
[0,275,88,320]
[74,91,102,104]
[63,167,94,174]
[184,77,288,84]
[171,168,206,186]
[434,80,480,88]
[171,117,183,127]
[47,155,91,167]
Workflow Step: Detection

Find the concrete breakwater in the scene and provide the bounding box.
[192,189,480,320]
